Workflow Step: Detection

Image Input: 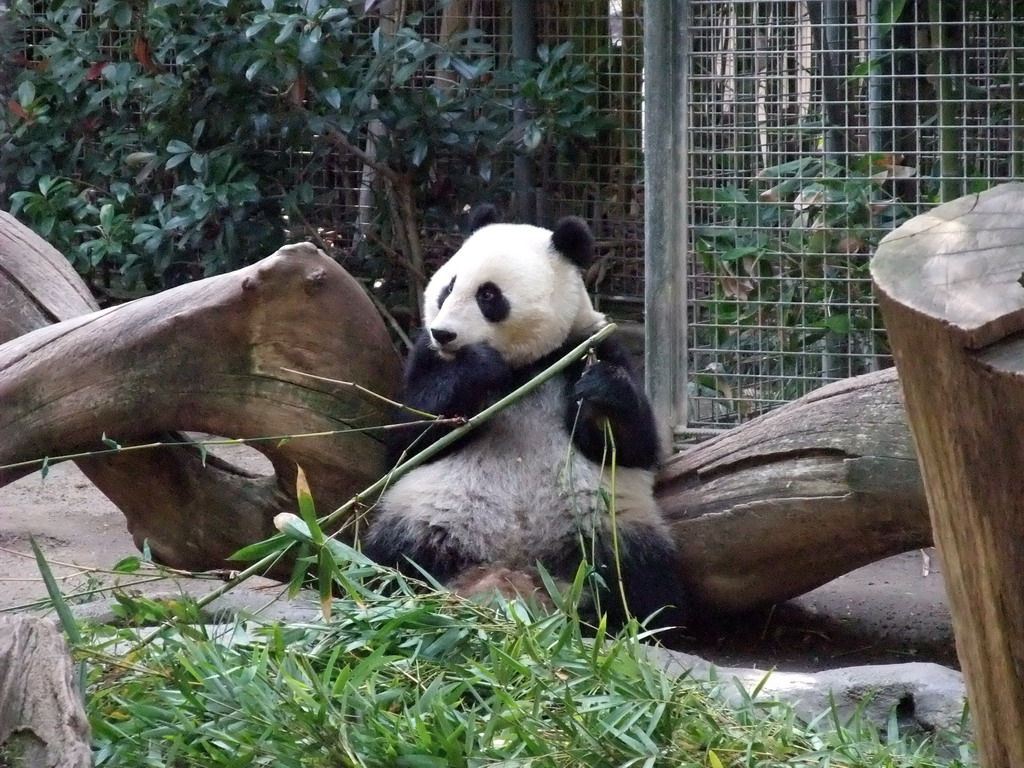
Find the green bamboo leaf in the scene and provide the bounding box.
[317,548,335,619]
[112,555,142,573]
[228,532,289,561]
[29,537,81,645]
[281,537,307,592]
[295,465,323,544]
[275,513,374,566]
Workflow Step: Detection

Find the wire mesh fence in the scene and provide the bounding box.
[679,0,1024,432]
[537,0,645,320]
[9,0,1021,437]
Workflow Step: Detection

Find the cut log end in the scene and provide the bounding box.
[873,182,1024,766]
[873,182,1024,347]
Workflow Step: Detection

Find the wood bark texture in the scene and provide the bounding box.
[0,211,400,569]
[656,366,930,612]
[0,615,91,768]
[872,181,1024,768]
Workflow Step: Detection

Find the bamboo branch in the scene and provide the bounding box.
[128,322,618,652]
[320,322,618,528]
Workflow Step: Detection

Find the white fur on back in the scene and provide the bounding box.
[374,378,663,567]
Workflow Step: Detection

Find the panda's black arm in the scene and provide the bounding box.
[567,337,661,469]
[386,331,512,463]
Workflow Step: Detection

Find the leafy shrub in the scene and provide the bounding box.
[1,0,606,314]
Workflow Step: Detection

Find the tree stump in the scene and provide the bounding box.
[873,181,1024,767]
[0,615,91,768]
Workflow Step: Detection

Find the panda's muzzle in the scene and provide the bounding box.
[430,327,457,346]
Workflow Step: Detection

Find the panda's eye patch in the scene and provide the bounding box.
[437,275,456,309]
[476,281,510,322]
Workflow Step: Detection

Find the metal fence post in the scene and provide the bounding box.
[644,0,688,450]
[512,0,537,225]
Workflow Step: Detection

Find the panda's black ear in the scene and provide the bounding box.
[551,216,594,268]
[467,204,500,233]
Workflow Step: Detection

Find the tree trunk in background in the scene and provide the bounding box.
[873,182,1024,768]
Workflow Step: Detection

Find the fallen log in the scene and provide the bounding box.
[657,366,931,612]
[0,212,400,569]
[873,182,1024,767]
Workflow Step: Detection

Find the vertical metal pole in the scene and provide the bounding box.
[512,0,537,224]
[865,0,885,374]
[644,0,688,451]
[867,0,884,158]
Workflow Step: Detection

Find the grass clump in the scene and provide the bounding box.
[73,562,975,768]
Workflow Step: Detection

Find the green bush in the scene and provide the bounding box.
[1,0,605,314]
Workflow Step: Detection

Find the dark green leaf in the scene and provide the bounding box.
[322,87,341,109]
[410,139,428,167]
[718,245,762,262]
[113,555,142,573]
[17,80,36,106]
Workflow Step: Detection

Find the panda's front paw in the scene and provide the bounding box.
[573,361,639,414]
[456,343,512,388]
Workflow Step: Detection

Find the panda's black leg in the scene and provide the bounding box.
[361,517,473,586]
[588,524,689,633]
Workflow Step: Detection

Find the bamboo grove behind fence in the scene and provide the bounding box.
[671,0,1024,436]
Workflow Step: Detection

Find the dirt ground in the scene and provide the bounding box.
[0,461,957,672]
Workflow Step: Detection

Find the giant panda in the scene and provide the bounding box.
[361,205,687,631]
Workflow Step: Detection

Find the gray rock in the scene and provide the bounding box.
[646,646,967,733]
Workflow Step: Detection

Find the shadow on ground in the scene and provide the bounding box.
[686,549,956,672]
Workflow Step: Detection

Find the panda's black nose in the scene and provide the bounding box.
[431,328,457,345]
